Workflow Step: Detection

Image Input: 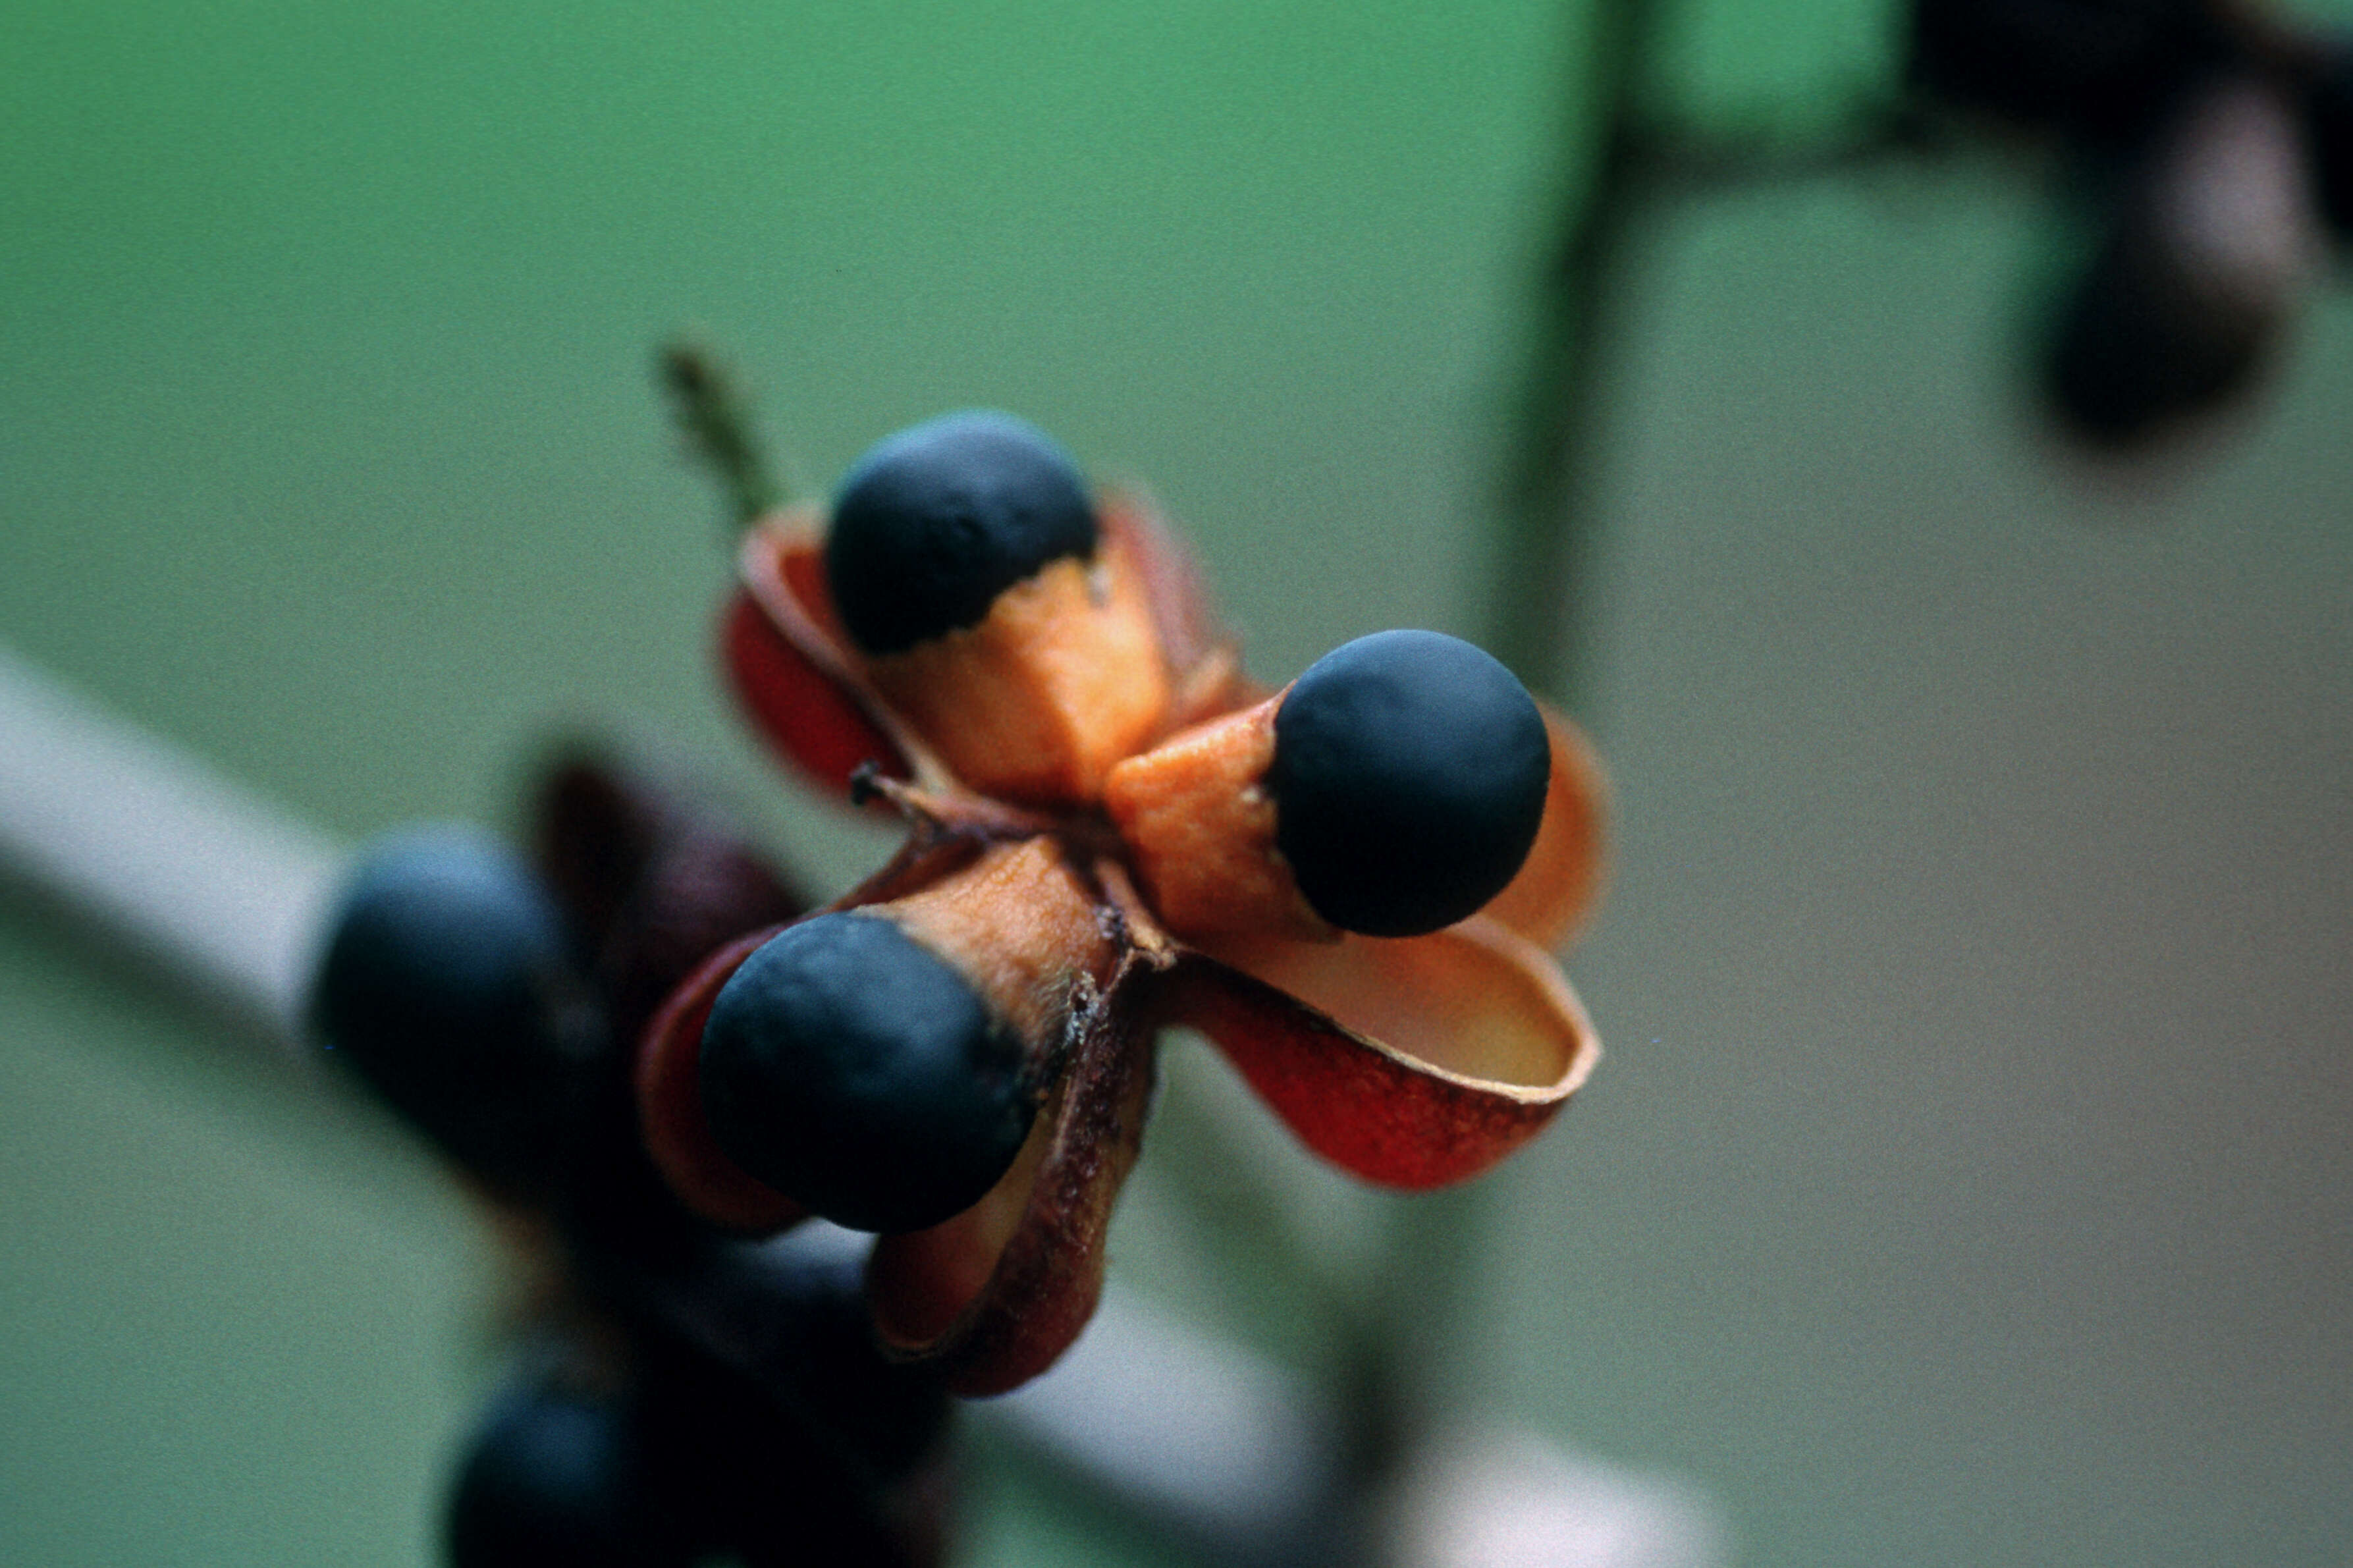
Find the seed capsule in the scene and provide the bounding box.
[1107,630,1550,941]
[697,911,1037,1235]
[310,827,599,1189]
[817,411,1170,803]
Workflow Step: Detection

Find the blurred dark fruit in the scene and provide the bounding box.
[2047,76,2317,445]
[311,826,601,1191]
[1910,0,2222,144]
[446,1378,696,1568]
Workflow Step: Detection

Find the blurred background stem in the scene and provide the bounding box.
[1485,0,1667,716]
[1364,0,1673,1470]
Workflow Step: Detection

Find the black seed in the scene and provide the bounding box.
[824,410,1097,655]
[2044,82,2303,446]
[699,913,1035,1233]
[310,828,600,1187]
[446,1380,693,1568]
[1270,630,1550,938]
[1908,0,2217,144]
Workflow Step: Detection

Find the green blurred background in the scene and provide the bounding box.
[3,0,2349,1562]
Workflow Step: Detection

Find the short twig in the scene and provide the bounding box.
[658,340,786,529]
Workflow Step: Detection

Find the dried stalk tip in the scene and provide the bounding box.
[657,340,782,528]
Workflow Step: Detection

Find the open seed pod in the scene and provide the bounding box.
[724,419,1250,810]
[652,410,1613,1393]
[1168,916,1600,1190]
[1106,629,1606,946]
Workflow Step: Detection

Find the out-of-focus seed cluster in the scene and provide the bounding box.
[312,772,953,1568]
[1908,0,2351,445]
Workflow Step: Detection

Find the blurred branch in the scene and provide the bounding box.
[1436,0,1933,1497]
[1493,53,1932,711]
[1402,0,1692,1449]
[0,646,341,1044]
[1487,0,1670,713]
[1628,98,1940,193]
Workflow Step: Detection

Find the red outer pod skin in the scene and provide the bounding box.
[636,927,808,1237]
[722,589,908,798]
[1170,916,1599,1191]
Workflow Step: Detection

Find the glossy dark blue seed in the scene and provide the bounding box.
[699,913,1035,1233]
[446,1381,691,1568]
[824,410,1097,655]
[1270,630,1549,938]
[310,827,597,1186]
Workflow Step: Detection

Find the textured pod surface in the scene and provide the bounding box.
[825,411,1098,655]
[732,496,1240,804]
[865,956,1161,1397]
[1103,695,1331,942]
[855,543,1173,805]
[1270,630,1550,937]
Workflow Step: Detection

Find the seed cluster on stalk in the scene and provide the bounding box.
[659,407,1604,1395]
[308,406,1609,1562]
